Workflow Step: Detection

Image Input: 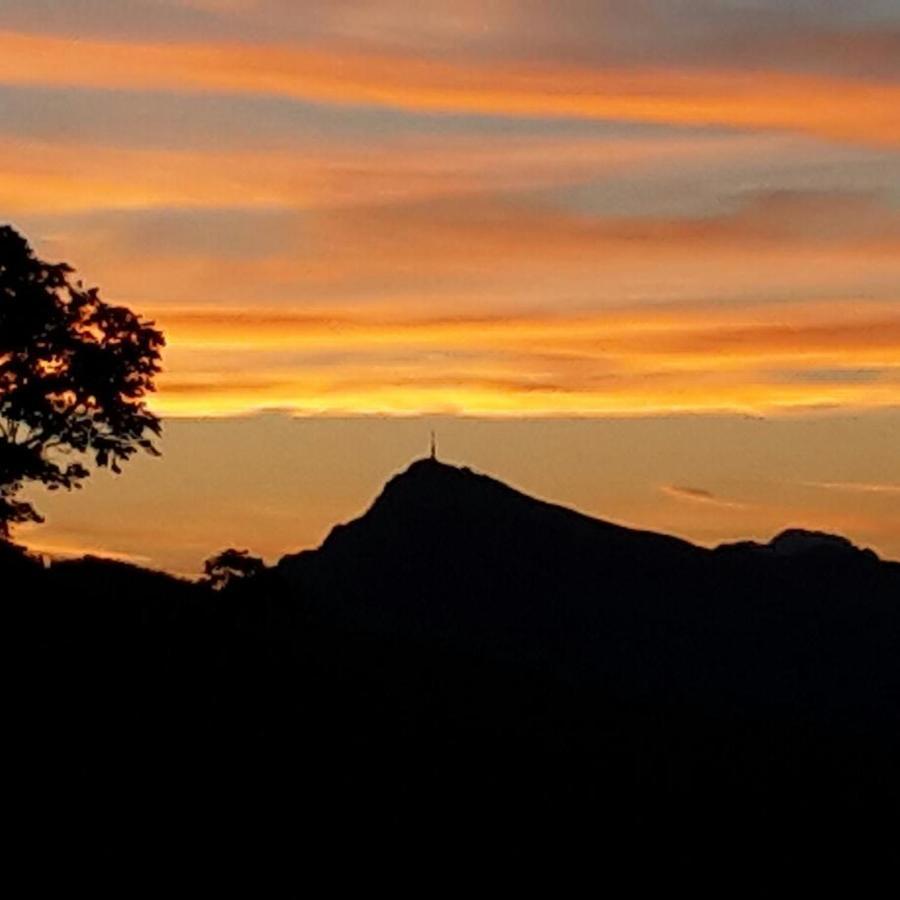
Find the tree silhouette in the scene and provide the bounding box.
[0,225,164,537]
[203,548,266,590]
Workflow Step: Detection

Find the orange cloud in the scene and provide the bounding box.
[305,191,900,272]
[803,481,900,495]
[0,30,898,146]
[148,301,900,417]
[0,130,760,215]
[156,300,900,353]
[21,181,898,316]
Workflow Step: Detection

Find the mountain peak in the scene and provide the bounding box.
[400,456,463,476]
[371,456,540,519]
[278,455,705,588]
[716,528,879,561]
[379,456,500,495]
[769,528,875,559]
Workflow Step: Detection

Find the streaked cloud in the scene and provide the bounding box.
[0,130,758,215]
[659,485,746,509]
[1,30,898,145]
[5,3,897,84]
[803,481,900,495]
[14,183,899,314]
[144,300,900,417]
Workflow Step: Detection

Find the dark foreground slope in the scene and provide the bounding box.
[14,460,900,863]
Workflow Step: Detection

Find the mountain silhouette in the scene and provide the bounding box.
[12,456,900,861]
[277,458,898,713]
[285,456,703,572]
[719,526,880,560]
[280,458,708,656]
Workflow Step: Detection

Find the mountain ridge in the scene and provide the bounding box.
[277,457,898,708]
[280,456,889,569]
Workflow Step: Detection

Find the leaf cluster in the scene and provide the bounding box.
[0,226,164,535]
[203,548,266,591]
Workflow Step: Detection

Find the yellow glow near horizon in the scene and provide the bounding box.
[142,301,900,417]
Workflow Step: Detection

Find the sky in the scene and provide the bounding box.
[2,0,898,571]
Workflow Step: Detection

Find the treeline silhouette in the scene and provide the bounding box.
[14,458,899,865]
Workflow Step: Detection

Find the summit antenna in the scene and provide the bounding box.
[430,430,437,460]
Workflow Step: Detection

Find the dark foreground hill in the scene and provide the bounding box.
[13,459,900,868]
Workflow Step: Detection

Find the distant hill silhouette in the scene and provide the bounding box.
[281,458,707,658]
[279,458,898,714]
[12,457,900,867]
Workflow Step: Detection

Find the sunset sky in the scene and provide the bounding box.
[2,1,898,572]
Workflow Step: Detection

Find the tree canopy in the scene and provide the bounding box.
[203,548,266,590]
[0,225,164,536]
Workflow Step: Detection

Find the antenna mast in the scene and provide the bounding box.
[430,430,437,460]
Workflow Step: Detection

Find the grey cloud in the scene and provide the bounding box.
[660,484,745,508]
[768,367,888,386]
[0,85,703,152]
[3,1,897,80]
